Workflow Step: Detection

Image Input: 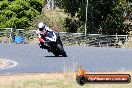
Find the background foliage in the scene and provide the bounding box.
[1,0,132,35]
[55,0,132,35]
[0,0,45,30]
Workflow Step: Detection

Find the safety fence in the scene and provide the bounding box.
[60,33,129,48]
[0,28,131,48]
[0,28,37,44]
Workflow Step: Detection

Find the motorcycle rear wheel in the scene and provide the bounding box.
[57,44,67,57]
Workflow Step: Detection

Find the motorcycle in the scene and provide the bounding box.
[39,31,67,57]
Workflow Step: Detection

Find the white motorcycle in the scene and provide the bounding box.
[39,31,67,57]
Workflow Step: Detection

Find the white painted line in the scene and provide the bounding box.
[0,59,18,69]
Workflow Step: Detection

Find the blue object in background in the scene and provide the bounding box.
[14,36,25,43]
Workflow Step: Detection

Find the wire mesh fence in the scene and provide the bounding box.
[0,28,131,48]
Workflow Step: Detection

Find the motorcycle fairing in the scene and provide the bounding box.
[45,31,57,42]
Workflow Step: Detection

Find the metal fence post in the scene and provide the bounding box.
[125,35,128,48]
[9,28,13,43]
[85,0,88,37]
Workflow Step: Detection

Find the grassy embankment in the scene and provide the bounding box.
[0,72,131,88]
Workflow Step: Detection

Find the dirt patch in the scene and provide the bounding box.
[0,59,7,67]
[0,59,3,65]
[0,59,5,67]
[0,59,17,69]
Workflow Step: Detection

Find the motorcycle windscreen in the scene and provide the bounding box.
[45,31,57,42]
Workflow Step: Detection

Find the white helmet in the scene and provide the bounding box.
[38,22,45,31]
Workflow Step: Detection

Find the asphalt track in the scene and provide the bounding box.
[0,43,132,74]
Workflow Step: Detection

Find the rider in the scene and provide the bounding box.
[36,22,53,51]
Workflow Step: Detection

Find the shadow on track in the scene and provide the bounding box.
[45,55,68,57]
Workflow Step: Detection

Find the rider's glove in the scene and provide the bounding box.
[39,38,44,43]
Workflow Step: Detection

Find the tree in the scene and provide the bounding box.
[55,0,82,33]
[55,0,132,34]
[0,0,45,29]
